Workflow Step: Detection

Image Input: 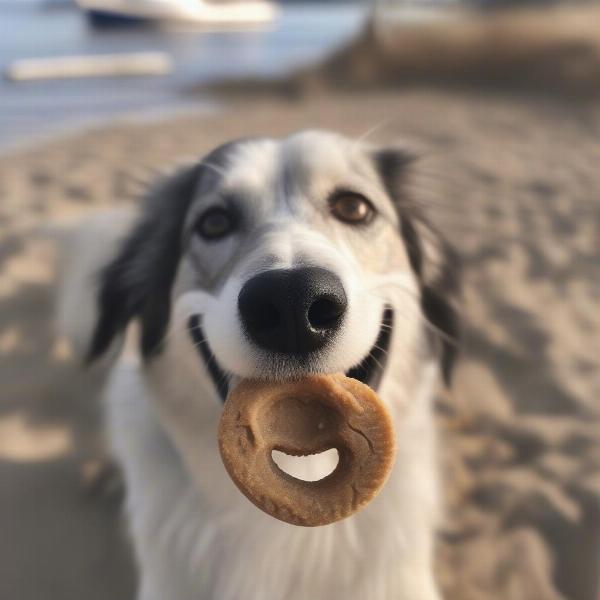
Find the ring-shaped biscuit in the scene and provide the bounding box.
[218,374,396,526]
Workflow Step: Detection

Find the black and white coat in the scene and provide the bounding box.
[61,130,460,600]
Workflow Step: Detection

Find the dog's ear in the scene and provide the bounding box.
[372,147,461,385]
[87,163,203,362]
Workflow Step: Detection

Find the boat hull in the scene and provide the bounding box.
[77,0,278,26]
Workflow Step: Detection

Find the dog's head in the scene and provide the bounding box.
[89,131,459,406]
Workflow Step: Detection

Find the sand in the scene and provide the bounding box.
[1,87,599,600]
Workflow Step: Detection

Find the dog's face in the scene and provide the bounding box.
[90,130,459,408]
[178,131,423,399]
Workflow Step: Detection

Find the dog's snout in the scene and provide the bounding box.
[238,267,347,355]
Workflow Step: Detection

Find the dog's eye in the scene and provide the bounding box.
[195,207,236,240]
[330,193,375,225]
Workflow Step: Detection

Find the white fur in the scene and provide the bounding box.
[101,278,443,600]
[106,338,441,600]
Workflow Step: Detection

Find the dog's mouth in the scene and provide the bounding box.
[346,306,393,392]
[188,307,394,402]
[188,314,230,401]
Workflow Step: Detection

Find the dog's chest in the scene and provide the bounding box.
[108,361,440,600]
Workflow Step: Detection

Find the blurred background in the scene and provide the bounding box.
[1,0,599,599]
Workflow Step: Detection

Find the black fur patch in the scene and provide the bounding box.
[88,139,262,363]
[373,148,462,384]
[87,163,204,361]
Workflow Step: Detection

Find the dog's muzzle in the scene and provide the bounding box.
[187,265,393,402]
[188,307,394,402]
[237,267,347,356]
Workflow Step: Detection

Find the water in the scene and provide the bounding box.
[0,1,368,152]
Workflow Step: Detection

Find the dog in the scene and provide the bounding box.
[67,130,460,600]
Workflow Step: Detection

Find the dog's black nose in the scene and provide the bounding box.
[238,267,347,355]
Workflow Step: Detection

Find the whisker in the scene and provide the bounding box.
[158,312,201,346]
[368,288,461,348]
[371,343,390,358]
[199,160,228,178]
[217,369,232,390]
[351,119,396,150]
[366,350,386,373]
[398,307,460,348]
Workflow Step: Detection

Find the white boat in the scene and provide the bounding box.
[5,52,172,82]
[75,0,278,28]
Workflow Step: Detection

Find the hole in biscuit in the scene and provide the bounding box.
[271,448,339,482]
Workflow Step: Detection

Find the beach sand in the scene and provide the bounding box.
[1,88,599,600]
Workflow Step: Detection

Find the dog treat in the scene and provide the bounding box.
[218,374,396,527]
